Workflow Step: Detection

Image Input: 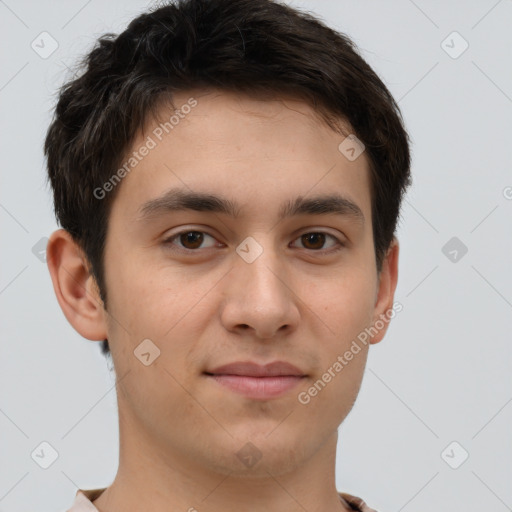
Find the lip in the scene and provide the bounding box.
[204,361,307,400]
[207,361,305,377]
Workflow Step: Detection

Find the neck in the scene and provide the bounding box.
[92,405,350,512]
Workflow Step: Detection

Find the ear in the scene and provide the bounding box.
[369,236,400,345]
[46,228,108,341]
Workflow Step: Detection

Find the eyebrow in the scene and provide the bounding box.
[137,188,365,225]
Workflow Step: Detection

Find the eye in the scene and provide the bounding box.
[163,230,219,251]
[162,229,344,254]
[290,232,343,252]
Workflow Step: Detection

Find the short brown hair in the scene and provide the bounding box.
[44,0,412,358]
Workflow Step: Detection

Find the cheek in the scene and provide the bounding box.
[296,341,369,428]
[306,267,376,343]
[315,271,375,410]
[104,254,187,338]
[103,255,220,377]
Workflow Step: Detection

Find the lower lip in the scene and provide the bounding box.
[206,374,305,400]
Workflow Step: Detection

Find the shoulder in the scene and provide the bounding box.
[65,488,106,511]
[69,488,379,512]
[339,491,380,512]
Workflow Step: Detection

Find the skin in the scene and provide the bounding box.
[47,88,399,512]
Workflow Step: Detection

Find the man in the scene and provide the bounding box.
[44,0,411,510]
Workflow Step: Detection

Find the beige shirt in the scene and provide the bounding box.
[66,488,379,511]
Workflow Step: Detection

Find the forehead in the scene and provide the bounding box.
[113,88,372,224]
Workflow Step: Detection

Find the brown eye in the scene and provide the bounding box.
[292,232,340,251]
[179,231,204,249]
[163,230,218,251]
[301,233,326,250]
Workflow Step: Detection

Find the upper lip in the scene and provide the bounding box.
[205,361,306,377]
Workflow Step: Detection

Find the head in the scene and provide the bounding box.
[45,0,410,478]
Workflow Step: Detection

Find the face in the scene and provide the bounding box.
[94,88,396,477]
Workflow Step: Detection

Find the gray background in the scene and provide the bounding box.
[1,0,511,511]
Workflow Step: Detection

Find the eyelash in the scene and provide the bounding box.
[162,229,345,255]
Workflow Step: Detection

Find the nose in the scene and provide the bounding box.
[219,243,300,340]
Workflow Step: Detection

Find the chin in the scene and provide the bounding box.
[202,432,312,478]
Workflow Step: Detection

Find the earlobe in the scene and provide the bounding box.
[369,237,400,345]
[46,228,108,341]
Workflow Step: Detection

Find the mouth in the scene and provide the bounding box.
[203,361,307,400]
